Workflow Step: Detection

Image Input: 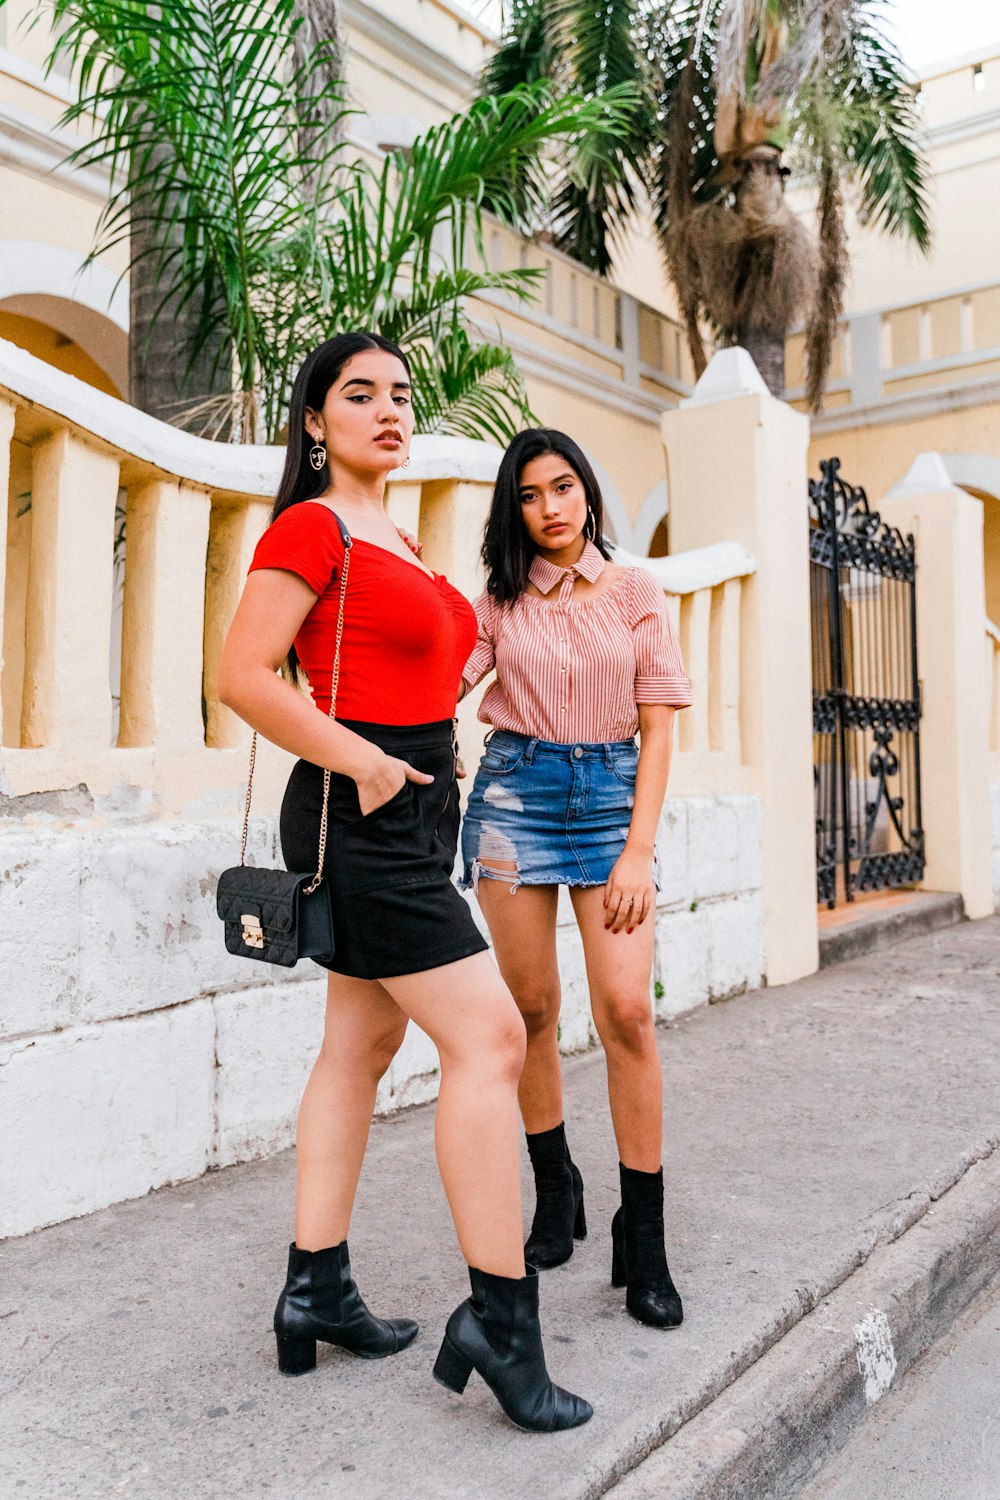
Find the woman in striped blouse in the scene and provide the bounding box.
[459,428,692,1328]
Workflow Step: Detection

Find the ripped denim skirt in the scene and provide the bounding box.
[458,729,660,893]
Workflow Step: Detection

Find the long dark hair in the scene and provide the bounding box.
[271,330,412,526]
[482,428,612,604]
[270,331,411,681]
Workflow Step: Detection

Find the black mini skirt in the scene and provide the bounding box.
[279,719,489,980]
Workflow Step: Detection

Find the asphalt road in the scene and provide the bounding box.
[799,1276,1000,1500]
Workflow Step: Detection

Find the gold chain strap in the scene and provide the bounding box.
[239,519,353,894]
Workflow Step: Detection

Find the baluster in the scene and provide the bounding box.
[680,588,711,755]
[20,427,119,750]
[119,477,211,751]
[203,497,270,749]
[618,294,640,389]
[710,577,742,758]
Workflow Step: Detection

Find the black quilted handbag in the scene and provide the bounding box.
[216,511,352,967]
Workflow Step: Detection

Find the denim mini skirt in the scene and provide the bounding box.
[459,730,658,892]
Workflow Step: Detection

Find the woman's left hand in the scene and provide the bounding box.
[604,850,655,934]
[396,526,423,557]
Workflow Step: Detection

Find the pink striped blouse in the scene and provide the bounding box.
[461,541,692,742]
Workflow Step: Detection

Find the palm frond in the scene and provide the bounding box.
[480,0,557,94]
[839,11,930,252]
[406,325,534,441]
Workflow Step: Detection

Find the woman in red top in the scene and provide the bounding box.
[219,333,590,1432]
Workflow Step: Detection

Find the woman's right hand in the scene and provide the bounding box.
[355,753,434,816]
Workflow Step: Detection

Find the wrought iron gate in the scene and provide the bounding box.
[809,458,925,907]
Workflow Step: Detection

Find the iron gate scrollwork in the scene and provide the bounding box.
[809,458,924,907]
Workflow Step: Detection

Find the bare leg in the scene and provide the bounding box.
[295,973,408,1251]
[570,886,662,1171]
[475,881,562,1132]
[381,950,527,1277]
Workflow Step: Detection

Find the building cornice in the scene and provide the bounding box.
[0,97,110,205]
[338,0,480,95]
[917,44,1000,84]
[0,46,76,106]
[809,372,1000,436]
[923,103,1000,151]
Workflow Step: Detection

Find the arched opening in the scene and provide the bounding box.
[0,241,129,396]
[0,299,126,399]
[648,517,670,557]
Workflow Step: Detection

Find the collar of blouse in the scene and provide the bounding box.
[527,538,606,596]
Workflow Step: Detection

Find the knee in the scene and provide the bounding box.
[596,994,656,1057]
[321,1021,406,1085]
[515,986,561,1040]
[485,1003,528,1086]
[368,1024,407,1082]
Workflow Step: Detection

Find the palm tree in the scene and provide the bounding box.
[125,0,342,427]
[40,0,633,442]
[481,0,930,409]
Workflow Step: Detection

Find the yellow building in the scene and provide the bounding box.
[2,6,999,1236]
[4,8,1000,568]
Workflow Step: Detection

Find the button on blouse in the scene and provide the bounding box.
[462,540,692,743]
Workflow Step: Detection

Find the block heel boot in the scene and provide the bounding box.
[273,1241,418,1373]
[610,1164,684,1329]
[523,1123,587,1270]
[433,1265,593,1432]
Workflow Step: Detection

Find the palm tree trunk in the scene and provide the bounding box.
[129,219,232,431]
[735,325,785,397]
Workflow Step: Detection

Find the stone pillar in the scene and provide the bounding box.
[20,428,120,750]
[119,477,212,750]
[417,478,492,603]
[662,348,818,985]
[881,453,994,918]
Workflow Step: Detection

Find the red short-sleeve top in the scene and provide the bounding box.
[249,501,477,725]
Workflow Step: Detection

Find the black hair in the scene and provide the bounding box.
[481,428,612,604]
[270,331,411,680]
[271,330,412,526]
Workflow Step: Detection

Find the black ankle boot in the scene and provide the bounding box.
[433,1265,593,1431]
[273,1241,418,1373]
[611,1164,683,1329]
[523,1123,587,1270]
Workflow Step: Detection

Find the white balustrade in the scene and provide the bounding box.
[786,276,1000,414]
[1,337,755,825]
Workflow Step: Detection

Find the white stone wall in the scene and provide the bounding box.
[0,793,763,1239]
[991,782,1000,898]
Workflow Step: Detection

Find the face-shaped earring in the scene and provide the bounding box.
[308,439,327,472]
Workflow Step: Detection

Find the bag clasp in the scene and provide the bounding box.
[241,913,265,949]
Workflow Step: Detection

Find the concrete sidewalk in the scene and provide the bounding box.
[2,917,999,1500]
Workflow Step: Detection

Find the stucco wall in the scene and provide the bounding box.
[991,782,1000,899]
[0,792,763,1240]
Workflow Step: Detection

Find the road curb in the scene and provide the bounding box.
[604,1146,1000,1500]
